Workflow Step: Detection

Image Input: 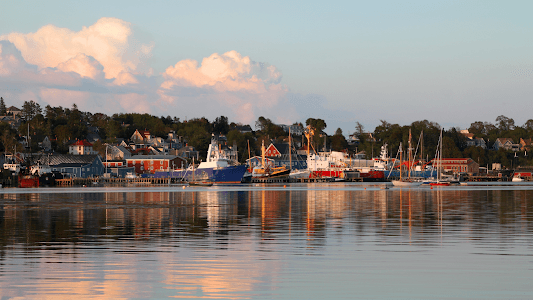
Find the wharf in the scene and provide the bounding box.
[55,177,173,186]
[250,177,364,183]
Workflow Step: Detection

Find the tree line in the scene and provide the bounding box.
[1,97,531,168]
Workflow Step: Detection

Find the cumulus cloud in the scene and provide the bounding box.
[157,50,294,124]
[56,54,105,80]
[161,50,282,93]
[0,40,35,75]
[1,18,305,126]
[1,17,153,79]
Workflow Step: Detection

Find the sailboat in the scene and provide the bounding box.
[391,139,422,187]
[429,128,450,186]
[188,157,213,186]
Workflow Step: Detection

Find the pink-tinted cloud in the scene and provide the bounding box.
[157,50,295,124]
[161,51,281,93]
[56,54,105,80]
[1,17,153,79]
[1,19,304,127]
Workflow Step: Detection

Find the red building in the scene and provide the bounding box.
[126,155,186,174]
[103,160,125,168]
[431,158,479,174]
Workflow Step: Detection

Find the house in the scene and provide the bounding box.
[493,138,520,151]
[278,124,304,136]
[177,145,199,160]
[0,116,21,129]
[469,137,486,149]
[166,131,183,149]
[126,155,187,174]
[105,145,132,160]
[520,138,533,151]
[348,132,376,145]
[430,158,480,175]
[39,136,52,152]
[131,129,152,144]
[42,154,104,178]
[232,124,253,134]
[6,106,21,118]
[69,140,97,155]
[461,130,486,149]
[263,142,307,170]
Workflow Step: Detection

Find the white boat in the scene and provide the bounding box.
[289,169,310,179]
[512,175,524,182]
[391,179,422,187]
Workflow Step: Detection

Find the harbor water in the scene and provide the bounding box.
[0,183,532,299]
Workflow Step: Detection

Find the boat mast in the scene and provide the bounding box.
[408,129,412,179]
[261,140,266,169]
[399,142,403,181]
[289,127,292,171]
[438,128,443,182]
[420,130,424,163]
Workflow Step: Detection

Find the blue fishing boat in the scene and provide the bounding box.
[152,139,247,183]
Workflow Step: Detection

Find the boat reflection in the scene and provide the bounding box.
[0,185,533,298]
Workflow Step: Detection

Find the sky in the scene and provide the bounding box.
[1,0,532,135]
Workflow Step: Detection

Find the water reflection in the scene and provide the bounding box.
[0,185,532,298]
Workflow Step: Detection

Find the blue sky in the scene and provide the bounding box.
[1,0,532,134]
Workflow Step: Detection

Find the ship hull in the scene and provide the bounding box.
[18,176,40,188]
[358,170,385,181]
[153,165,247,183]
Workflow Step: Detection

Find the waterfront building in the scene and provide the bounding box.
[126,155,187,174]
[44,154,104,178]
[430,158,480,175]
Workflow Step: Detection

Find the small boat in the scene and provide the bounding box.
[512,175,524,182]
[188,157,213,186]
[429,181,450,186]
[392,179,422,187]
[188,181,213,187]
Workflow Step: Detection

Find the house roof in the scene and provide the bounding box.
[127,155,182,160]
[461,132,474,139]
[71,139,93,147]
[38,154,100,166]
[268,143,290,155]
[496,138,514,144]
[520,138,533,145]
[135,130,151,139]
[7,106,21,112]
[112,145,131,154]
[86,133,101,143]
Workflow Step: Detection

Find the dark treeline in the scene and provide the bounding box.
[1,98,532,168]
[356,116,533,169]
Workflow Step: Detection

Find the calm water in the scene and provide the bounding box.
[0,183,532,299]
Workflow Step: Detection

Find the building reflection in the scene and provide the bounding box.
[1,186,533,298]
[0,187,532,249]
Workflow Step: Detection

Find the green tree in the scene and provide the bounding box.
[355,122,365,136]
[496,115,515,131]
[306,118,327,133]
[21,100,41,120]
[330,128,348,151]
[213,116,230,135]
[523,119,533,132]
[0,97,6,116]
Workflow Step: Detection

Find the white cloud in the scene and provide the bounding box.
[56,54,105,80]
[1,17,153,79]
[0,19,305,127]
